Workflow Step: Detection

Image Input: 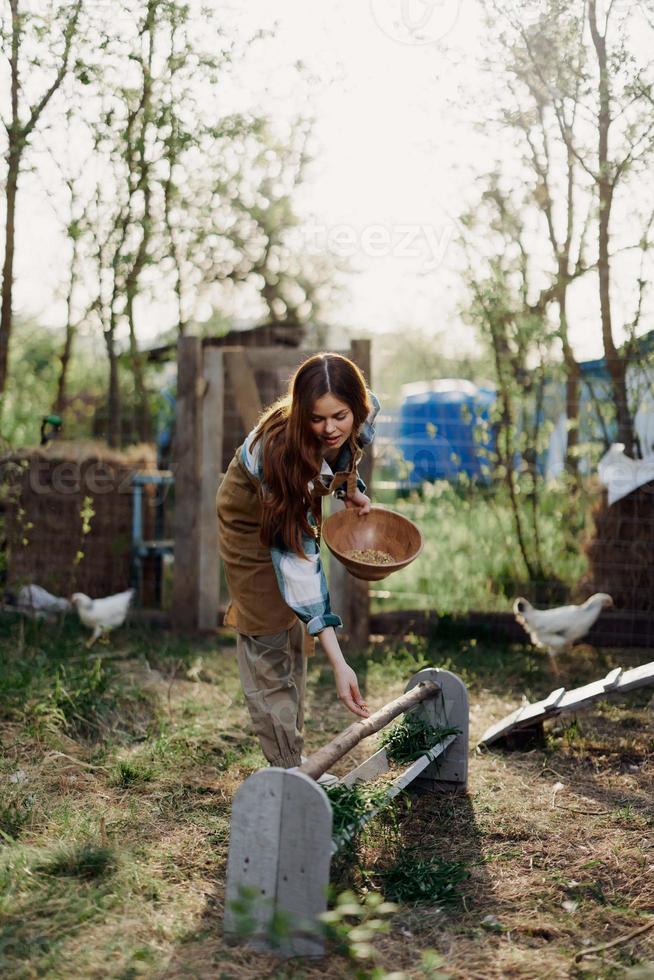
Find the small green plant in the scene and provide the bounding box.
[109,760,155,788]
[73,495,95,567]
[320,889,398,972]
[225,884,298,949]
[379,715,461,765]
[371,850,469,906]
[35,843,115,880]
[25,657,112,737]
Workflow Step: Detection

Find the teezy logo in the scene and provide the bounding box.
[370,0,462,45]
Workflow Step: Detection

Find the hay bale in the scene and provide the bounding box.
[584,480,654,612]
[1,442,158,599]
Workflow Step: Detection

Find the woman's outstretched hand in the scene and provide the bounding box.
[344,488,371,516]
[333,662,370,717]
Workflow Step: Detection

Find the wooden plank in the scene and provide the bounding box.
[325,495,352,640]
[275,771,333,957]
[172,337,203,631]
[224,769,332,957]
[224,768,285,946]
[614,661,654,692]
[347,338,372,651]
[340,747,390,787]
[602,667,623,690]
[368,609,654,649]
[224,349,263,432]
[406,668,469,788]
[478,659,654,747]
[198,348,224,630]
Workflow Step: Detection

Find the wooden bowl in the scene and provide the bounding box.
[322,506,424,581]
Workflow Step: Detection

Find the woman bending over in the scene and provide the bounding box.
[216,352,379,769]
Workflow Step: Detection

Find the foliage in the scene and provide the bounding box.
[325,782,393,844]
[0,791,34,844]
[463,0,654,463]
[0,319,105,447]
[379,716,461,765]
[371,851,469,907]
[319,889,398,975]
[373,478,588,613]
[108,760,154,788]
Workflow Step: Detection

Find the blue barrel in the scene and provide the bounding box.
[398,383,495,483]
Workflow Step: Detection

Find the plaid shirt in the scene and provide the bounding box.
[240,393,380,635]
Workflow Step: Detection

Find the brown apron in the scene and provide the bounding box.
[215,442,361,654]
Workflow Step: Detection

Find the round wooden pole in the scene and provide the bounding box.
[299,681,440,781]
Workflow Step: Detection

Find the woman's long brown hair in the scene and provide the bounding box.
[252,353,371,556]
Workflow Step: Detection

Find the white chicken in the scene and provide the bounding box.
[513,593,613,674]
[15,584,72,619]
[71,588,135,648]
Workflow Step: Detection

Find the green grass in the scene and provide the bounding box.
[325,782,393,844]
[372,479,590,613]
[35,843,116,880]
[378,714,461,764]
[0,613,652,979]
[370,850,469,906]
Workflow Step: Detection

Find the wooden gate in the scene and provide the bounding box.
[171,337,372,644]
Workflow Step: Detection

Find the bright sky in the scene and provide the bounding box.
[9,0,654,363]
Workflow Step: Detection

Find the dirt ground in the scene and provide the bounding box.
[1,622,653,979]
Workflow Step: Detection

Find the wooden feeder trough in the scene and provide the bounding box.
[224,668,468,957]
[321,506,424,581]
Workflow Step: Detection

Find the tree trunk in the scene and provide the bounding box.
[588,0,634,453]
[104,325,121,448]
[558,289,581,478]
[0,144,19,398]
[299,681,439,781]
[53,223,81,417]
[125,294,150,443]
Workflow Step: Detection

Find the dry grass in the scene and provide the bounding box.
[0,620,652,979]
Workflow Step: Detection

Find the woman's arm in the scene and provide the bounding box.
[270,541,369,717]
[318,627,369,718]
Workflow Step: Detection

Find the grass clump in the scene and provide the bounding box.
[325,782,392,844]
[0,793,33,843]
[372,849,469,906]
[379,714,461,764]
[35,843,115,880]
[109,760,155,788]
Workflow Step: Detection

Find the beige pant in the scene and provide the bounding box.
[236,620,306,768]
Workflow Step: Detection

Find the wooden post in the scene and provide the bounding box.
[223,348,263,431]
[172,337,203,631]
[224,768,332,957]
[197,348,224,630]
[405,668,469,791]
